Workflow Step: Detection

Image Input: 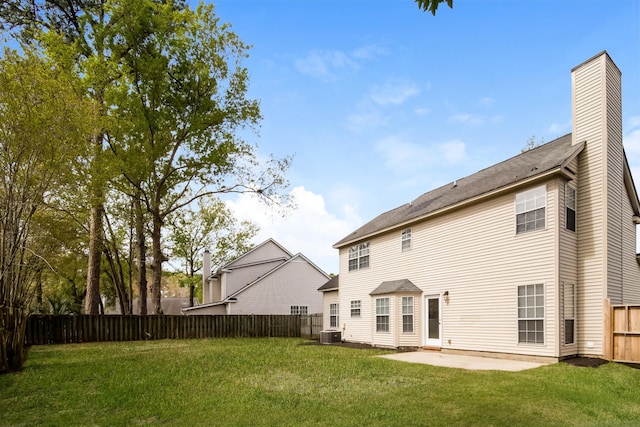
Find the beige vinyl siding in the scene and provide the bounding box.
[572,54,609,356]
[560,180,579,357]
[339,180,559,357]
[622,192,640,303]
[606,56,625,304]
[229,256,325,315]
[322,291,339,330]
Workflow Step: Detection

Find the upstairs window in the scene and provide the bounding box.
[516,185,546,234]
[401,228,412,251]
[348,242,370,271]
[566,186,576,232]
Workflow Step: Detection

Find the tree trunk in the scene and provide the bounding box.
[134,193,147,315]
[150,217,164,315]
[84,202,104,315]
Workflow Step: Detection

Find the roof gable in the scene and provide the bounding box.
[335,134,584,248]
[225,238,292,269]
[318,274,339,292]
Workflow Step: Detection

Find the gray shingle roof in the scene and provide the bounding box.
[334,134,583,248]
[370,279,422,295]
[318,275,339,292]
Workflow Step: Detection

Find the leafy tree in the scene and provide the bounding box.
[168,196,258,307]
[415,0,453,15]
[108,2,291,314]
[0,49,95,372]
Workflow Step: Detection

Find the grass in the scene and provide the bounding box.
[1,338,639,426]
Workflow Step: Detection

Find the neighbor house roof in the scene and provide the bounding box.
[370,279,422,295]
[334,134,584,248]
[318,275,339,292]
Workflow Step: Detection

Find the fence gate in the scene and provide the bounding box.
[610,304,640,363]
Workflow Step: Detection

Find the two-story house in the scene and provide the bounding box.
[328,52,640,360]
[184,238,328,315]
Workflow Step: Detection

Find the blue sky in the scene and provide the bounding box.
[209,0,640,274]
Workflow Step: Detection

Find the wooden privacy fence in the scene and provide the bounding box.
[25,314,322,345]
[608,304,640,363]
[300,313,323,340]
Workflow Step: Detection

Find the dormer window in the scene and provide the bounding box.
[516,185,546,234]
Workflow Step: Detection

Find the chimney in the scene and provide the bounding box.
[202,250,211,304]
[571,51,624,354]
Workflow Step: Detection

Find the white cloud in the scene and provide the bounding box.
[294,44,386,81]
[438,140,467,163]
[414,107,431,116]
[479,97,495,107]
[547,119,571,134]
[375,136,468,174]
[294,50,358,80]
[347,110,389,131]
[369,81,422,106]
[448,113,485,126]
[225,187,360,274]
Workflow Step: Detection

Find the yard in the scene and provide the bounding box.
[1,338,639,426]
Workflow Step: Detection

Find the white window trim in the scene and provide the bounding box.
[401,228,412,252]
[517,284,545,344]
[565,185,577,232]
[350,300,361,317]
[348,242,370,271]
[375,297,390,333]
[402,296,414,333]
[329,303,339,328]
[515,185,547,234]
[563,283,576,346]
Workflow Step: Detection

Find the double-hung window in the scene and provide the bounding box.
[376,298,390,332]
[563,283,576,345]
[348,242,370,271]
[329,303,339,328]
[350,300,361,317]
[566,186,576,232]
[402,297,414,333]
[290,306,308,315]
[401,228,412,251]
[516,186,546,234]
[517,284,544,344]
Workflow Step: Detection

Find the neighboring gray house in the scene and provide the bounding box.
[330,52,640,360]
[183,238,328,315]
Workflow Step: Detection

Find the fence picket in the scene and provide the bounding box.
[24,314,323,345]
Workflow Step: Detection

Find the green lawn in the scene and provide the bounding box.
[1,338,639,426]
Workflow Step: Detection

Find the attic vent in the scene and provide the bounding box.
[453,180,457,188]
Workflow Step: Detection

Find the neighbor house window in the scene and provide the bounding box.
[401,228,412,251]
[348,242,370,271]
[351,300,361,317]
[516,185,546,234]
[376,298,390,332]
[402,297,414,333]
[566,186,576,232]
[290,306,308,315]
[330,303,339,328]
[563,283,576,345]
[517,284,544,344]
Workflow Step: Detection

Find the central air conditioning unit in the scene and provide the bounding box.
[320,330,341,344]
